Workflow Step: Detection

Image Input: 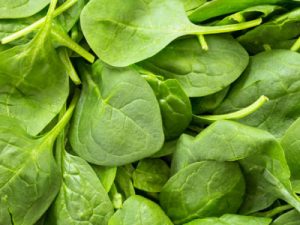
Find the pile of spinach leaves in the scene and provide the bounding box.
[2,0,300,224]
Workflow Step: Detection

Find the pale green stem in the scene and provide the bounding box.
[191,18,262,35]
[193,95,269,124]
[52,28,95,63]
[1,0,78,44]
[55,104,66,171]
[44,90,80,142]
[252,205,293,218]
[59,48,82,85]
[291,37,300,52]
[197,34,208,50]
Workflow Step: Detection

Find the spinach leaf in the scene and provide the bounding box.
[80,0,260,67]
[281,117,300,192]
[191,87,229,114]
[216,5,283,25]
[238,8,300,54]
[93,166,117,192]
[0,0,50,19]
[184,214,272,225]
[114,165,135,202]
[0,90,78,225]
[132,159,170,192]
[182,0,206,12]
[271,209,300,225]
[171,120,300,214]
[138,35,248,97]
[0,0,69,135]
[151,139,177,158]
[160,161,245,224]
[142,74,192,140]
[188,0,288,22]
[58,0,87,32]
[46,150,114,225]
[69,60,164,166]
[215,50,300,137]
[108,195,173,225]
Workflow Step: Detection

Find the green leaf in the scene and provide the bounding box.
[182,0,206,12]
[171,120,300,214]
[0,0,50,19]
[215,50,300,137]
[108,195,173,225]
[0,90,79,225]
[114,165,135,201]
[281,117,300,192]
[69,61,164,166]
[0,0,69,135]
[238,8,300,54]
[271,209,300,225]
[132,159,170,192]
[93,166,117,192]
[188,0,288,22]
[138,35,249,97]
[184,214,272,225]
[216,5,282,25]
[160,161,245,224]
[46,151,114,225]
[151,139,177,158]
[80,0,260,67]
[143,75,192,140]
[191,87,229,114]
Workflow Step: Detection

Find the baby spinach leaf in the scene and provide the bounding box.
[93,166,117,193]
[108,195,173,225]
[46,150,114,225]
[216,5,283,25]
[69,61,164,166]
[215,50,300,137]
[238,8,300,54]
[160,161,245,224]
[171,120,300,214]
[191,87,229,114]
[142,74,192,140]
[138,35,248,97]
[184,214,272,225]
[80,0,260,67]
[151,139,177,158]
[271,209,300,225]
[281,118,300,192]
[0,0,50,19]
[0,90,79,225]
[0,0,69,135]
[188,0,288,22]
[132,159,170,192]
[182,0,206,12]
[58,0,87,32]
[114,165,135,202]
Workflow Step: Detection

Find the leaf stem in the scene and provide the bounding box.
[191,18,262,35]
[197,34,208,50]
[59,48,81,85]
[44,89,80,142]
[291,37,300,52]
[251,204,293,218]
[1,0,78,44]
[193,95,269,124]
[51,28,95,63]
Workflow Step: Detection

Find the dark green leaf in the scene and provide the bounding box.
[132,159,170,192]
[139,35,248,97]
[160,161,245,224]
